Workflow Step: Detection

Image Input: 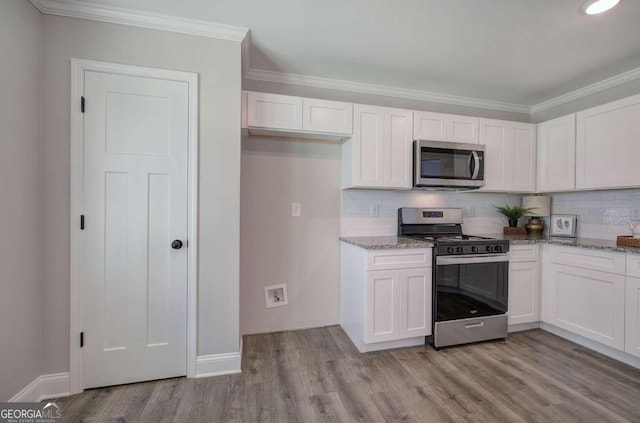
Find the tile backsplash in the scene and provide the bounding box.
[341,190,522,236]
[550,189,640,240]
[341,188,640,240]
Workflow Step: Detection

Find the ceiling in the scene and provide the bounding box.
[65,0,640,109]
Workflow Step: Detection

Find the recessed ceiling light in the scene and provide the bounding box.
[583,0,621,15]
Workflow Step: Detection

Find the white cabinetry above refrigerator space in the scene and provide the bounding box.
[242,91,353,142]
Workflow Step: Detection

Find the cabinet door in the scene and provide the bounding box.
[365,270,399,343]
[448,115,479,144]
[398,268,432,338]
[537,114,576,192]
[352,105,384,187]
[548,263,625,350]
[480,119,536,192]
[625,277,640,358]
[508,261,539,325]
[413,111,479,143]
[384,108,413,189]
[302,98,353,135]
[576,94,640,190]
[247,92,302,130]
[413,111,447,141]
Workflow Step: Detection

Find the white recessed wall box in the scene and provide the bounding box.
[264,284,288,308]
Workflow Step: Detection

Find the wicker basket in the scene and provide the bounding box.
[616,236,640,248]
[503,227,526,235]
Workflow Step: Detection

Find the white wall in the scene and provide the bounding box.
[240,137,341,334]
[531,79,640,123]
[549,189,640,240]
[342,190,522,237]
[0,0,43,401]
[40,15,242,374]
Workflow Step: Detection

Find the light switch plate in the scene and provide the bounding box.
[370,204,379,217]
[292,203,301,217]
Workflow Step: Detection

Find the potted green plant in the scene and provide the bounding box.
[494,204,535,227]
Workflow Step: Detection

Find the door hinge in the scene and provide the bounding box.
[81,96,85,113]
[80,332,84,348]
[80,215,85,230]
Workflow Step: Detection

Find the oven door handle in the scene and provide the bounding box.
[436,254,509,265]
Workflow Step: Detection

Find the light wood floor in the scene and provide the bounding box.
[56,327,640,422]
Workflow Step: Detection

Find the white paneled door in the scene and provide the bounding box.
[82,71,188,389]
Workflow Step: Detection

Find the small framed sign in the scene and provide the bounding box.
[550,214,577,237]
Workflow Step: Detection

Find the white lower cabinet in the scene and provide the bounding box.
[546,246,626,350]
[341,243,432,352]
[365,268,431,343]
[508,245,539,326]
[626,277,640,358]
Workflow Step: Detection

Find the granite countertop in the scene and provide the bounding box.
[473,233,640,255]
[340,233,640,254]
[339,236,433,250]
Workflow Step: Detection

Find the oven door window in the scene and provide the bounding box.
[436,261,508,321]
[420,147,483,180]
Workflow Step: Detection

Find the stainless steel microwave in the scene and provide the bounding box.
[413,140,485,190]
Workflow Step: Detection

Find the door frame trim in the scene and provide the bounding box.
[69,59,199,394]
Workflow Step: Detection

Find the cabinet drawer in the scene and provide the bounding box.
[508,245,539,262]
[550,246,625,275]
[627,254,640,278]
[366,249,431,271]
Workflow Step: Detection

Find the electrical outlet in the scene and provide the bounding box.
[465,206,475,217]
[291,203,301,217]
[370,204,379,217]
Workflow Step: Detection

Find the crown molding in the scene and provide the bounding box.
[530,66,640,114]
[30,0,640,116]
[244,67,531,114]
[30,0,248,42]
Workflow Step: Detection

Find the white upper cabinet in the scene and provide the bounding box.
[479,119,536,192]
[343,104,412,189]
[537,114,576,192]
[302,98,353,135]
[244,91,353,140]
[413,111,479,143]
[576,93,640,190]
[247,92,303,130]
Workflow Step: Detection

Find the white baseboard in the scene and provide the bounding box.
[508,322,540,333]
[195,339,243,378]
[10,373,70,402]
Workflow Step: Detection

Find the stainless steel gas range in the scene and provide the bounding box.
[398,208,509,349]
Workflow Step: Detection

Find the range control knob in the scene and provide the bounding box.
[485,245,493,253]
[471,246,478,253]
[456,246,464,254]
[446,247,454,254]
[494,245,502,253]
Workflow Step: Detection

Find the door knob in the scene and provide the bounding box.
[171,240,183,250]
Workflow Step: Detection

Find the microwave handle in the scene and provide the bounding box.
[470,151,480,180]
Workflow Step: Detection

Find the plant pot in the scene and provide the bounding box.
[508,219,519,228]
